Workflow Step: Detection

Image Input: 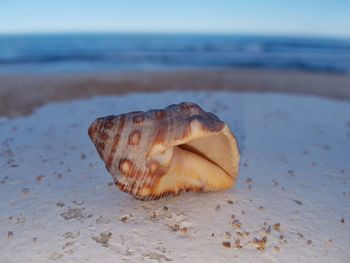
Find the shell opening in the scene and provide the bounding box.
[148,127,239,198]
[177,124,239,180]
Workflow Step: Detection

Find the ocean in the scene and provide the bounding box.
[0,33,349,74]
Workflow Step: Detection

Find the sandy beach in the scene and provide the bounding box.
[1,69,350,117]
[1,69,350,262]
[0,90,349,262]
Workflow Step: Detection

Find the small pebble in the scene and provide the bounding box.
[273,223,281,231]
[56,202,65,208]
[21,188,30,195]
[169,224,179,231]
[222,241,231,248]
[234,239,242,248]
[236,231,249,237]
[36,175,45,182]
[7,231,14,239]
[232,219,242,229]
[120,215,128,223]
[180,227,188,234]
[307,240,312,245]
[92,232,112,247]
[252,236,267,251]
[293,199,303,205]
[263,225,271,235]
[224,231,231,239]
[215,205,221,212]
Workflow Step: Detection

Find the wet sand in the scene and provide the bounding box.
[1,69,350,117]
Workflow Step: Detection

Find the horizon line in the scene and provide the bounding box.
[0,30,349,40]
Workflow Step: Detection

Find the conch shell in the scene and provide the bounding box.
[88,102,240,200]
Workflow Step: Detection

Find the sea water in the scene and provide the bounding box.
[0,33,349,74]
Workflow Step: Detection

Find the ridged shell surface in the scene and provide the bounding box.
[88,102,240,200]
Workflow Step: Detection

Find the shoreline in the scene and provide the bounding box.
[1,68,350,117]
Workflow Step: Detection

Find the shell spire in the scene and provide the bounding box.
[88,102,240,200]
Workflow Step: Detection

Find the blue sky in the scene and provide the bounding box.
[0,0,349,37]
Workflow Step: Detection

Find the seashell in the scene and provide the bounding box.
[88,102,240,200]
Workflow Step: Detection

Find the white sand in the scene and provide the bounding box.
[0,91,349,262]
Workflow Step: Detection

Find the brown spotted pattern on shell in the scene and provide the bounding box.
[88,102,240,200]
